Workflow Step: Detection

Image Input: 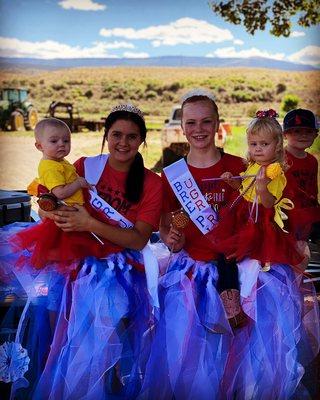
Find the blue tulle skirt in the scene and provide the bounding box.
[1,224,319,400]
[139,250,233,400]
[0,222,68,399]
[0,222,155,400]
[221,258,320,400]
[34,254,154,400]
[139,252,319,400]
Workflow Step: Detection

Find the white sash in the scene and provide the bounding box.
[84,155,159,309]
[163,158,218,234]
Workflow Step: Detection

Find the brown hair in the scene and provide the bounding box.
[101,109,147,204]
[181,95,219,122]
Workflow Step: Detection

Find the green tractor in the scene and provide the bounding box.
[0,88,38,131]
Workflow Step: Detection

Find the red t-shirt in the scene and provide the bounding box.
[162,153,246,261]
[283,150,319,209]
[75,156,162,254]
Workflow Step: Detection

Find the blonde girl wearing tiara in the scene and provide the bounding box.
[211,110,319,399]
[139,89,246,400]
[208,109,304,267]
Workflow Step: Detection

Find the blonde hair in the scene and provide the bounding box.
[246,117,284,165]
[34,118,70,141]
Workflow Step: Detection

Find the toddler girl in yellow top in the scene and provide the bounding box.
[207,109,304,268]
[13,118,101,269]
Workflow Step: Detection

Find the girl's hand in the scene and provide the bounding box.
[38,208,54,221]
[221,171,241,190]
[53,204,93,232]
[255,166,271,194]
[256,166,275,208]
[221,171,233,182]
[166,225,185,252]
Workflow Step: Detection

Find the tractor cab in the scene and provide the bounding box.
[0,88,38,131]
[1,88,28,103]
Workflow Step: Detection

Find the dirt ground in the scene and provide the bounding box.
[0,133,104,191]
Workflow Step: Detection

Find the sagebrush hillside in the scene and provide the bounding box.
[1,67,319,123]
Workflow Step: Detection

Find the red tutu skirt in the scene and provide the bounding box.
[285,206,320,241]
[206,197,304,267]
[11,219,105,269]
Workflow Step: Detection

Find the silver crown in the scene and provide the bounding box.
[181,89,215,104]
[110,103,144,120]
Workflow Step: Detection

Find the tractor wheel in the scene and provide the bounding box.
[25,107,38,130]
[10,111,25,131]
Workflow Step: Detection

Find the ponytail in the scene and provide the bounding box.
[125,152,145,203]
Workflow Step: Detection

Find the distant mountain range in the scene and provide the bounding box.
[0,55,316,71]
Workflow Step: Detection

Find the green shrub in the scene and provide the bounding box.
[276,83,286,94]
[281,94,300,112]
[247,104,259,117]
[145,90,157,100]
[162,91,174,101]
[51,83,66,91]
[66,80,84,85]
[84,90,93,99]
[164,82,183,92]
[231,91,253,102]
[257,90,274,102]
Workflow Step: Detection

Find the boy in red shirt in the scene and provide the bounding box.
[282,108,319,252]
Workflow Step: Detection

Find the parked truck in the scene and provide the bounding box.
[161,105,230,167]
[0,88,38,131]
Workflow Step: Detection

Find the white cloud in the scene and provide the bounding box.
[233,39,244,45]
[122,51,149,58]
[290,31,306,38]
[0,37,136,58]
[93,41,134,49]
[206,46,285,61]
[100,17,233,46]
[59,0,106,11]
[288,45,320,66]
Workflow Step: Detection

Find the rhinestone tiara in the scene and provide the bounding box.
[181,89,216,104]
[110,103,144,120]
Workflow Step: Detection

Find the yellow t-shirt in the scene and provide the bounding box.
[240,162,294,230]
[38,159,84,205]
[241,162,286,203]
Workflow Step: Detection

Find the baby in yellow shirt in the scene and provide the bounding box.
[33,117,91,205]
[12,118,99,269]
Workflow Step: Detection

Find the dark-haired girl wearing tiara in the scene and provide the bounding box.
[208,110,320,399]
[0,104,162,399]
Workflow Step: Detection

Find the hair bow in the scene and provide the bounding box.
[256,109,279,118]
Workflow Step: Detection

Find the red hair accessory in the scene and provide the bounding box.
[256,109,279,118]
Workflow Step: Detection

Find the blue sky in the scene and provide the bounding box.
[0,0,319,66]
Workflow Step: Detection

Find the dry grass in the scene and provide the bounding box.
[1,66,319,123]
